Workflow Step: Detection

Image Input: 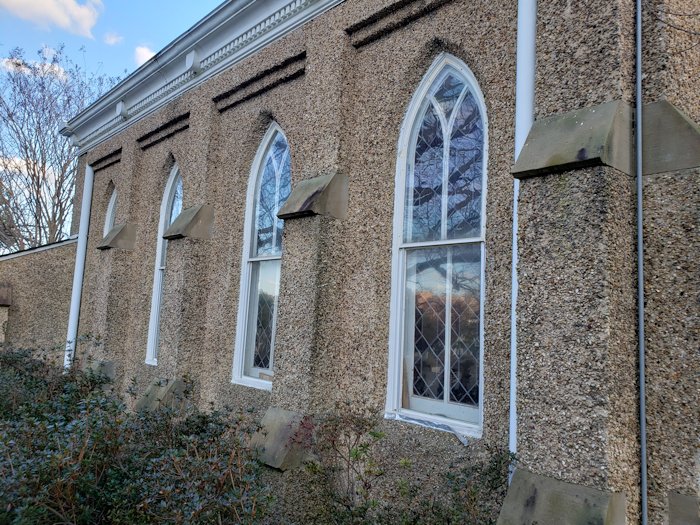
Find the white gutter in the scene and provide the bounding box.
[510,0,537,462]
[64,163,94,369]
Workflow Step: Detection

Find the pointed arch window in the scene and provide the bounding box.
[233,125,291,389]
[103,187,118,236]
[387,55,488,436]
[145,164,183,365]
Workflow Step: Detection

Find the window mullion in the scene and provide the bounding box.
[444,247,453,403]
[271,156,281,254]
[440,103,449,240]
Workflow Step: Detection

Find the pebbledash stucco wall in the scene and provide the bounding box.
[514,0,699,523]
[0,239,76,360]
[641,2,700,522]
[71,0,518,518]
[12,0,695,522]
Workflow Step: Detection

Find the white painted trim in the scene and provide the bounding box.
[103,188,118,237]
[510,0,537,460]
[232,122,286,391]
[64,165,94,368]
[0,236,77,262]
[385,53,489,437]
[61,0,345,154]
[145,164,182,365]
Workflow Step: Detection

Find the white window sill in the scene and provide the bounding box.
[384,409,482,445]
[231,375,272,392]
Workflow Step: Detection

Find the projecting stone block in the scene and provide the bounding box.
[163,204,214,240]
[642,100,700,175]
[277,171,347,220]
[250,407,313,471]
[97,223,136,250]
[0,306,8,343]
[512,100,633,178]
[134,378,188,412]
[83,359,116,380]
[668,492,700,525]
[497,469,626,525]
[0,283,12,306]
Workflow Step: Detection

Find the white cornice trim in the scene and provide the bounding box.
[62,0,344,154]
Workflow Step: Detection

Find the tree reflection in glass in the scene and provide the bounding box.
[243,130,291,379]
[405,70,483,243]
[398,64,485,425]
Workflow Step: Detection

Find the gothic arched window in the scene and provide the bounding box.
[386,54,488,436]
[233,124,291,389]
[103,187,118,236]
[146,164,183,365]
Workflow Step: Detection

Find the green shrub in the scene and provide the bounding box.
[0,349,268,525]
[303,410,514,525]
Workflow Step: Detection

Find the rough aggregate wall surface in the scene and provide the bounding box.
[643,169,700,524]
[313,0,517,445]
[640,2,700,523]
[516,168,639,522]
[535,0,635,118]
[524,2,643,522]
[72,0,519,507]
[0,242,76,360]
[643,0,700,122]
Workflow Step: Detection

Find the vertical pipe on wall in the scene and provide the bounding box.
[635,0,648,521]
[510,0,537,461]
[64,163,94,369]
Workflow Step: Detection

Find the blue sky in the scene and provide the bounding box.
[0,0,223,79]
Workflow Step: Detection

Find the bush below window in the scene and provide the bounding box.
[0,348,268,525]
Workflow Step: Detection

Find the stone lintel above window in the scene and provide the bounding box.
[97,223,136,251]
[277,171,347,221]
[162,204,214,240]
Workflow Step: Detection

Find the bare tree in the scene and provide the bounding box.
[0,46,115,253]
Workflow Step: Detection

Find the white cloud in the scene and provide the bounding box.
[134,45,155,67]
[0,56,66,79]
[0,0,102,38]
[103,31,123,45]
[0,57,29,74]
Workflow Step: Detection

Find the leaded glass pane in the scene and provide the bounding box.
[447,91,483,239]
[104,189,117,236]
[449,244,480,405]
[169,176,183,226]
[245,259,280,374]
[432,72,465,121]
[406,248,447,400]
[254,132,290,257]
[273,149,292,252]
[255,157,277,256]
[405,103,443,243]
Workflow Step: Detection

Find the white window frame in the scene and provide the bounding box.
[103,187,118,237]
[145,164,182,365]
[232,123,288,391]
[385,53,489,439]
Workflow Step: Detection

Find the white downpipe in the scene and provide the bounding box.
[510,0,537,460]
[64,163,94,369]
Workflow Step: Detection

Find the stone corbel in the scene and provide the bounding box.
[163,204,214,240]
[97,223,136,250]
[277,171,348,220]
[512,99,700,178]
[512,100,633,178]
[497,469,626,525]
